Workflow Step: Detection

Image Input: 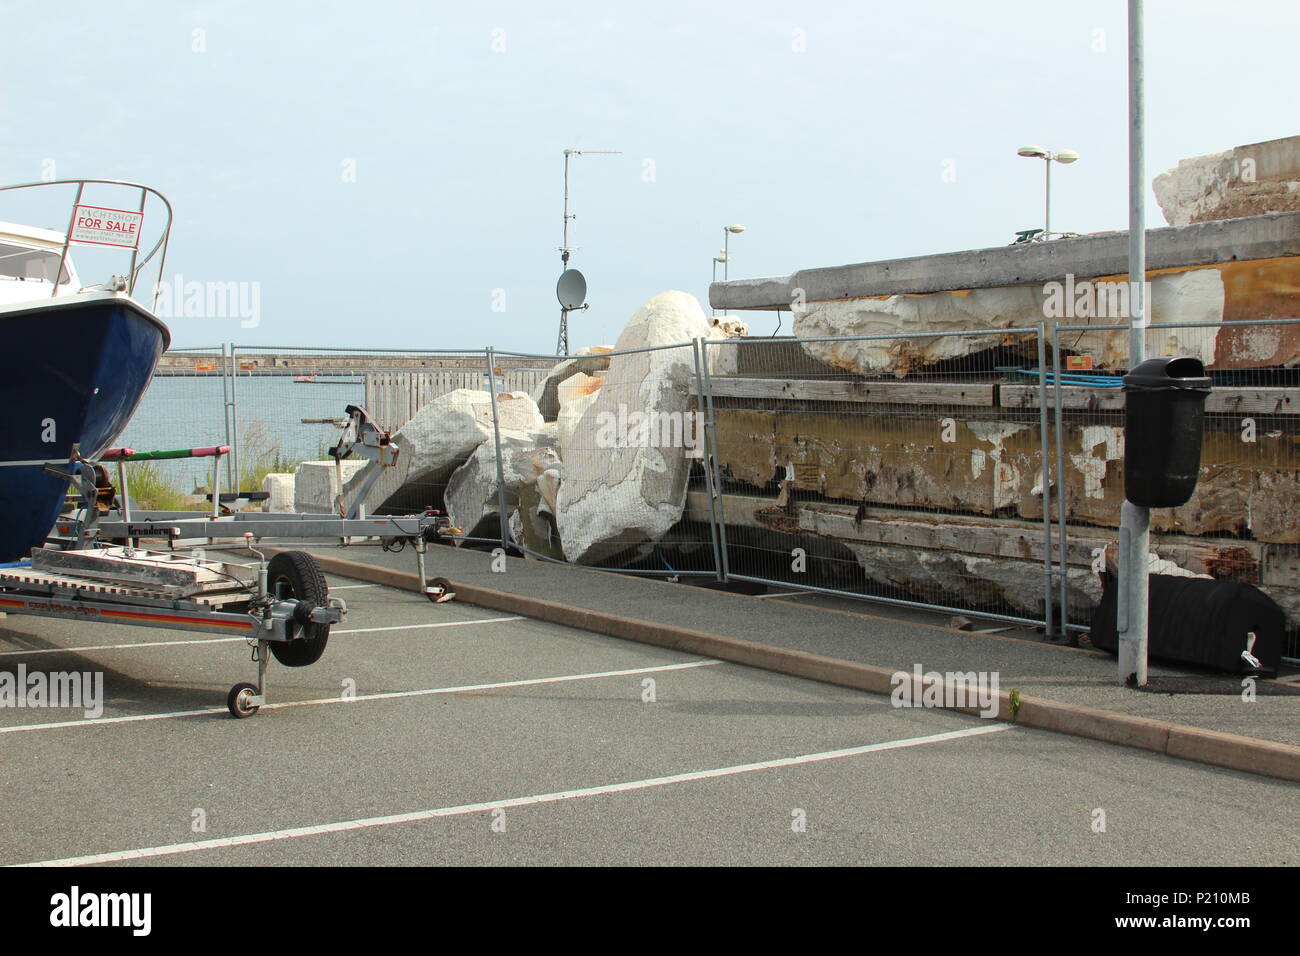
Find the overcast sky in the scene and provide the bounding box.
[2,0,1296,351]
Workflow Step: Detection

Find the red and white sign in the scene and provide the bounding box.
[70,204,143,249]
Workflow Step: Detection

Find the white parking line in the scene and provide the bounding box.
[0,659,722,734]
[337,618,522,635]
[0,636,247,657]
[14,724,1013,866]
[0,617,525,658]
[323,585,377,590]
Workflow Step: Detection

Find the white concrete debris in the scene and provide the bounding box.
[261,473,295,513]
[1069,269,1226,368]
[340,388,544,514]
[293,460,368,514]
[556,290,711,564]
[1152,136,1300,226]
[842,543,1106,621]
[790,266,1230,375]
[555,389,600,458]
[531,346,613,421]
[792,286,1043,377]
[705,315,749,377]
[444,432,560,539]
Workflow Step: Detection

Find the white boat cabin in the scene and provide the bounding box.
[0,220,81,305]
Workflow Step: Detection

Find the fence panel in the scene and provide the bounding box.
[114,346,230,509]
[488,343,718,576]
[1051,319,1300,662]
[699,327,1055,627]
[225,346,499,519]
[121,323,1298,661]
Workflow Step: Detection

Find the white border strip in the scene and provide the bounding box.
[0,659,720,734]
[0,616,525,657]
[15,724,1012,866]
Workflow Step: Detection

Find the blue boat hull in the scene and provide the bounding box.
[0,294,169,561]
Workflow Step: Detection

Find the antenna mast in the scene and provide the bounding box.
[557,147,620,355]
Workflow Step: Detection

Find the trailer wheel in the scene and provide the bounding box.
[227,682,260,718]
[426,577,456,603]
[267,551,330,667]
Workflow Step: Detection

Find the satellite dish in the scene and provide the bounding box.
[557,269,587,310]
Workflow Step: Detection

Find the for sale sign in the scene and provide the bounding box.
[70,205,143,249]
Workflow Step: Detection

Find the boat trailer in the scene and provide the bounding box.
[0,405,461,717]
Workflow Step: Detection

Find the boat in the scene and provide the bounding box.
[0,180,172,562]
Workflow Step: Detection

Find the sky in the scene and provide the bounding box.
[1,0,1297,352]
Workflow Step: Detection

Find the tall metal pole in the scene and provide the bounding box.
[556,148,620,357]
[1044,158,1052,239]
[558,150,573,356]
[484,346,511,551]
[220,343,234,487]
[723,228,730,281]
[711,258,719,316]
[1117,0,1150,686]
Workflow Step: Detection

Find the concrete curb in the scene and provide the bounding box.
[290,550,1300,784]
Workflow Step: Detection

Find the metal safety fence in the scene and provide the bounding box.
[1049,319,1300,660]
[115,346,228,506]
[121,323,1299,658]
[698,327,1058,629]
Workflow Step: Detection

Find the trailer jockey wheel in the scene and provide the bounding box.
[227,682,260,718]
[427,577,456,604]
[266,551,331,667]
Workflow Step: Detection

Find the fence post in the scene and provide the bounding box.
[220,343,234,487]
[697,336,730,582]
[483,346,511,553]
[1051,324,1071,638]
[1036,325,1056,637]
[228,342,240,491]
[691,338,725,582]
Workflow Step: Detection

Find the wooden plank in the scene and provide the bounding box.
[692,377,996,407]
[1001,383,1300,414]
[999,384,1124,411]
[683,489,1274,578]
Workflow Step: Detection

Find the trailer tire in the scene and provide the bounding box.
[426,577,456,603]
[227,682,260,718]
[267,551,330,667]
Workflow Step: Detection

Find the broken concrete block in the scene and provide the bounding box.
[341,388,544,514]
[705,314,749,377]
[1153,135,1300,226]
[293,460,368,514]
[261,473,295,513]
[444,432,560,540]
[556,290,710,564]
[531,346,613,421]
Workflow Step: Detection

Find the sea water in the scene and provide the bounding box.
[116,375,365,491]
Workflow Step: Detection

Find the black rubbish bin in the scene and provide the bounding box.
[1123,356,1212,508]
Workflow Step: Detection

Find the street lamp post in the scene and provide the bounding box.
[1016,146,1079,239]
[722,224,745,280]
[711,251,727,315]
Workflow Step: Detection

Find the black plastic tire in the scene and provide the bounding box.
[426,577,455,604]
[227,682,260,718]
[266,551,330,667]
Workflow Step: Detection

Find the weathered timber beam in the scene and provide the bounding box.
[1000,384,1300,414]
[709,211,1300,310]
[683,490,1271,579]
[691,377,995,407]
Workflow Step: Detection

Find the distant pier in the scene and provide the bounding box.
[157,352,549,376]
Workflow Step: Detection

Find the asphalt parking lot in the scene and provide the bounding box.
[1,572,1295,867]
